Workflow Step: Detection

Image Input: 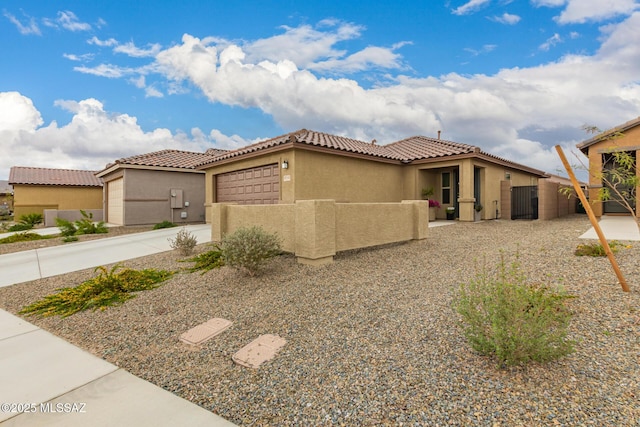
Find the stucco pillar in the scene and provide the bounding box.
[457,158,475,222]
[295,200,336,265]
[402,200,429,239]
[210,203,228,241]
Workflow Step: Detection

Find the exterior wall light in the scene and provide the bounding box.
[282,160,289,169]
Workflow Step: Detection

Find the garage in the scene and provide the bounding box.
[107,177,124,225]
[216,164,279,204]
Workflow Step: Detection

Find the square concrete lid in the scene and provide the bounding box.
[179,318,232,345]
[232,334,286,368]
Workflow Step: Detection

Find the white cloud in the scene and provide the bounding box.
[464,44,497,56]
[0,92,43,131]
[56,11,91,32]
[87,36,118,47]
[539,33,562,51]
[63,53,94,62]
[3,11,41,35]
[533,0,640,23]
[73,64,135,78]
[0,94,227,177]
[114,41,162,58]
[452,0,492,15]
[490,12,521,24]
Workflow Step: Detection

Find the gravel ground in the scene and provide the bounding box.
[0,215,638,426]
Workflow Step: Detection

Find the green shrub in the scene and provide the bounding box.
[62,236,79,243]
[75,210,108,235]
[8,222,33,232]
[168,228,198,256]
[19,264,174,317]
[0,232,53,244]
[19,213,43,226]
[182,245,224,273]
[574,241,622,256]
[221,226,281,277]
[153,220,177,230]
[454,254,575,367]
[55,218,78,236]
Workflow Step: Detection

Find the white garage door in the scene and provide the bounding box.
[107,178,124,225]
[216,164,280,204]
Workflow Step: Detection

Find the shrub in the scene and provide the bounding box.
[182,245,224,273]
[75,210,108,235]
[454,253,575,367]
[574,241,622,257]
[19,213,43,226]
[168,228,198,256]
[8,222,33,232]
[55,218,78,236]
[0,232,53,244]
[153,220,177,230]
[62,236,79,243]
[19,264,174,317]
[221,226,281,277]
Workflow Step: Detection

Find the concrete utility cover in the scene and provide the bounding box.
[179,318,232,345]
[232,334,286,368]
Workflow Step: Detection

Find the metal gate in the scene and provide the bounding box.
[511,186,538,220]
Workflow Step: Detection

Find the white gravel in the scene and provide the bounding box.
[0,215,638,426]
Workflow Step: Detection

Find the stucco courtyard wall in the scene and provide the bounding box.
[211,200,428,264]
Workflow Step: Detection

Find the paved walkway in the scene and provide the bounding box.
[579,215,640,241]
[0,225,236,426]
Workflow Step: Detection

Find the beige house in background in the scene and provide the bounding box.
[197,129,548,223]
[96,149,224,226]
[0,180,13,214]
[8,167,103,218]
[577,116,640,218]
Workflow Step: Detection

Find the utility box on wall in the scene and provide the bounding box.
[170,189,184,208]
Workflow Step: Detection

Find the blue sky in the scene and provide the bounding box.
[1,0,639,180]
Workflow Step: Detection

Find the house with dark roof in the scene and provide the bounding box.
[96,149,225,225]
[576,116,640,218]
[8,167,103,218]
[196,129,550,223]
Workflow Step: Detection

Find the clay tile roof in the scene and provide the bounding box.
[196,129,404,167]
[111,149,217,169]
[8,167,103,187]
[385,136,477,160]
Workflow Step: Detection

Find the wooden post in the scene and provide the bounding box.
[555,145,630,292]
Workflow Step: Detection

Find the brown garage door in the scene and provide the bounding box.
[216,164,280,204]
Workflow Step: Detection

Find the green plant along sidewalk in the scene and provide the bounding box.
[20,265,174,318]
[454,253,576,367]
[181,244,225,273]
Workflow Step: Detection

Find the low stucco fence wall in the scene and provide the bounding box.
[43,209,104,227]
[211,200,428,264]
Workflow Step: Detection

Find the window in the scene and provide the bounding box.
[442,172,451,204]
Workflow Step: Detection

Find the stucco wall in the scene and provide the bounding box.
[211,200,428,264]
[122,169,206,225]
[538,180,578,220]
[293,149,406,202]
[12,185,102,218]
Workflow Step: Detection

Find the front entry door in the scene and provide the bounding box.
[603,153,636,214]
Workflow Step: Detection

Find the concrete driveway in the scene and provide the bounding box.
[0,224,212,288]
[579,215,640,241]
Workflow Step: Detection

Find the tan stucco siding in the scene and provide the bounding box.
[293,149,405,202]
[12,185,102,218]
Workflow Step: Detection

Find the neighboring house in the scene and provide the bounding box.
[577,116,640,218]
[8,167,103,218]
[196,129,549,222]
[0,180,13,215]
[96,148,225,226]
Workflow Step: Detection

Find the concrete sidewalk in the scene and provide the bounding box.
[0,224,236,426]
[579,215,640,241]
[0,310,235,426]
[0,224,212,288]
